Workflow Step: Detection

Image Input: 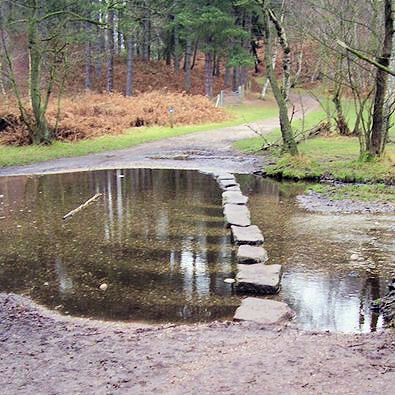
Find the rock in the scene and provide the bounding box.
[231,225,264,245]
[237,245,268,264]
[224,278,236,284]
[219,179,238,190]
[350,254,359,261]
[234,297,293,325]
[224,185,242,192]
[379,278,395,328]
[236,264,282,294]
[222,191,248,206]
[99,283,108,291]
[223,204,251,227]
[216,173,236,182]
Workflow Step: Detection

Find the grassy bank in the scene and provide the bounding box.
[307,183,395,203]
[234,106,395,185]
[0,102,277,168]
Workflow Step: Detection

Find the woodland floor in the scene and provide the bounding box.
[1,94,394,394]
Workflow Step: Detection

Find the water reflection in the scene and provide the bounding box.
[0,169,239,323]
[238,175,394,333]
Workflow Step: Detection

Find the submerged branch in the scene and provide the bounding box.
[63,193,103,221]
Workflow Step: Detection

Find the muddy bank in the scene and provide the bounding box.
[0,293,394,394]
[297,190,395,214]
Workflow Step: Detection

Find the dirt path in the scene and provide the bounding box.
[0,294,394,395]
[0,95,318,177]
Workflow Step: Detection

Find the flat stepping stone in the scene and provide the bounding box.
[223,204,251,227]
[219,179,238,190]
[237,245,268,264]
[234,297,293,325]
[216,173,236,182]
[236,264,282,294]
[224,185,241,192]
[231,225,264,245]
[222,191,248,206]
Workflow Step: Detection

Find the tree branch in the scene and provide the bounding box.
[337,40,395,76]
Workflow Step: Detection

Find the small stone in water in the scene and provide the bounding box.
[224,278,235,284]
[43,282,49,286]
[99,283,108,291]
[350,254,359,261]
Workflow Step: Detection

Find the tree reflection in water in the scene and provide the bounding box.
[0,169,239,323]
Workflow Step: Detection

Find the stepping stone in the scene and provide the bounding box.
[231,225,264,246]
[236,264,282,294]
[223,185,241,192]
[223,204,251,227]
[222,191,248,206]
[234,297,293,325]
[219,179,238,190]
[216,173,236,182]
[237,245,268,264]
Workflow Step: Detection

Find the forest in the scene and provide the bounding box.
[0,0,393,164]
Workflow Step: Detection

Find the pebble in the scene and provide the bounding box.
[224,278,235,284]
[99,283,108,291]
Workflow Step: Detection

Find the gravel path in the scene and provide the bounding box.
[1,294,394,395]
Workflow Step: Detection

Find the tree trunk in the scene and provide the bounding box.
[232,67,239,92]
[28,3,51,144]
[143,4,151,61]
[261,46,277,99]
[191,40,198,70]
[184,37,192,92]
[95,24,104,80]
[125,35,134,96]
[204,52,213,97]
[106,7,115,93]
[85,39,93,91]
[332,88,350,135]
[262,6,297,155]
[224,65,231,88]
[369,0,394,157]
[117,8,123,54]
[174,26,180,73]
[268,7,291,102]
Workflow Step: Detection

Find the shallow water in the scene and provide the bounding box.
[1,169,394,331]
[238,175,395,333]
[0,169,239,323]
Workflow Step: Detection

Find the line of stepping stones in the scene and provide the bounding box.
[213,172,293,325]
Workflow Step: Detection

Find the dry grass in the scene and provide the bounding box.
[0,91,229,145]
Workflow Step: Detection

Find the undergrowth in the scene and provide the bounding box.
[0,91,229,146]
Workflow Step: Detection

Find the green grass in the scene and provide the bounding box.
[308,183,395,203]
[234,102,395,184]
[0,102,277,168]
[234,108,327,153]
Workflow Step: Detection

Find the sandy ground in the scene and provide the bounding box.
[1,96,394,394]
